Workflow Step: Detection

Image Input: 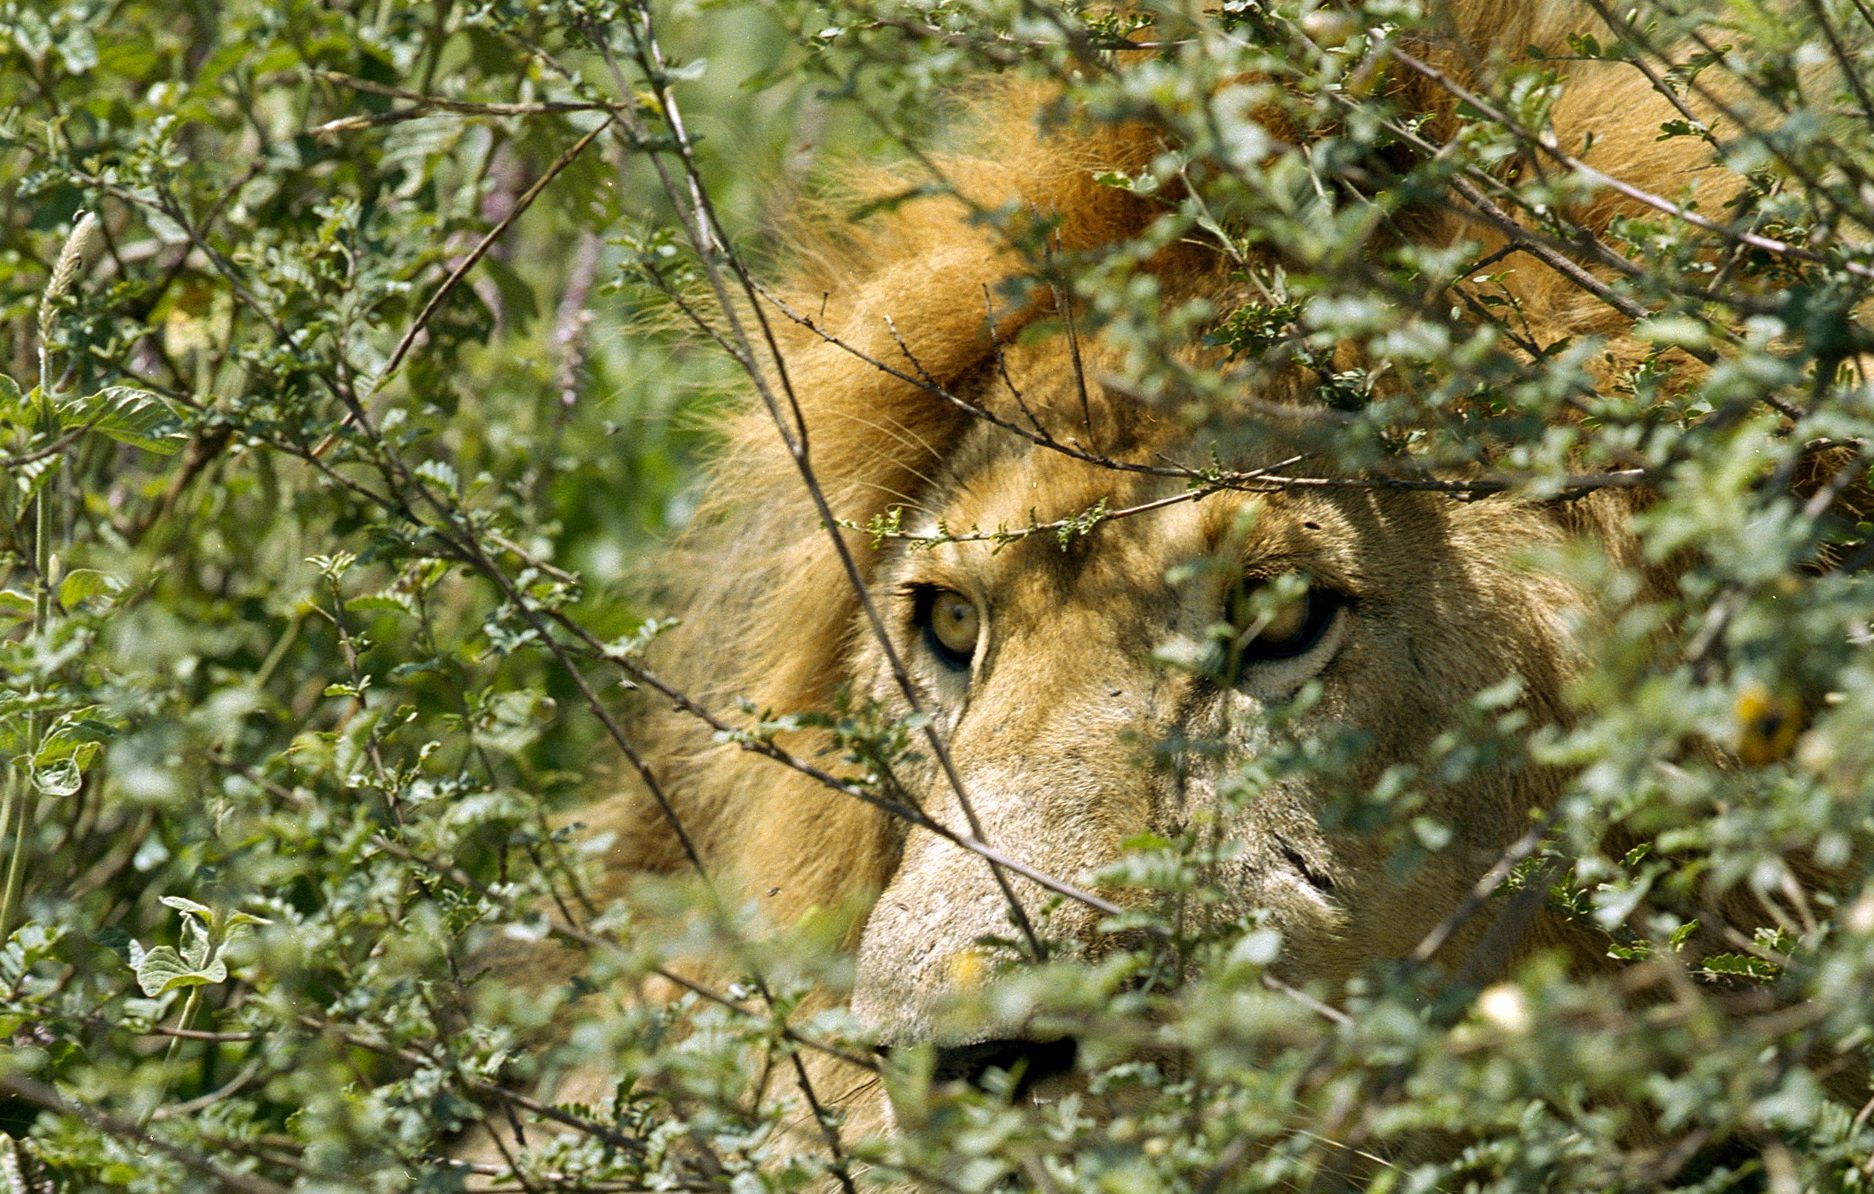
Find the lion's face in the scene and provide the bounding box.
[844,344,1602,1051]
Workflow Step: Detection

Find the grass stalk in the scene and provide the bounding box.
[139,986,203,1130]
[0,213,97,943]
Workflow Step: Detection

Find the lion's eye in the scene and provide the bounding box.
[916,587,981,670]
[1235,579,1342,664]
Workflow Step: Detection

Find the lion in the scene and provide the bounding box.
[493,0,1860,1178]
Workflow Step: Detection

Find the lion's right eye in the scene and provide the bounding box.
[1238,582,1342,664]
[914,587,981,671]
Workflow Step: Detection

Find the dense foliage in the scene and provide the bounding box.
[2,1,1873,1190]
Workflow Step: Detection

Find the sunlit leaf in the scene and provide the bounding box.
[60,386,186,454]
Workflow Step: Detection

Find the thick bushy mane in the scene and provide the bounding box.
[591,0,1733,925]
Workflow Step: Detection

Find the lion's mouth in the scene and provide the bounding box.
[929,1036,1079,1096]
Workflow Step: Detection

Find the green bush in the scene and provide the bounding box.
[2,1,1873,1190]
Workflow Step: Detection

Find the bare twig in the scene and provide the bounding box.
[374,117,613,389]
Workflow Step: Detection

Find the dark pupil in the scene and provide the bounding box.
[941,600,970,632]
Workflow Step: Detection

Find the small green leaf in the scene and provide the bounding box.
[413,459,458,493]
[346,592,417,618]
[92,926,134,963]
[57,568,115,608]
[31,757,82,797]
[133,944,227,996]
[1698,952,1779,982]
[56,26,99,74]
[61,387,186,455]
[159,895,214,921]
[13,455,56,504]
[179,917,212,969]
[35,737,101,773]
[0,373,24,419]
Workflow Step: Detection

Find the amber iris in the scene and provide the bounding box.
[916,587,981,670]
[1236,578,1342,664]
[1256,589,1310,646]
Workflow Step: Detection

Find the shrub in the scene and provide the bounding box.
[2,1,1872,1190]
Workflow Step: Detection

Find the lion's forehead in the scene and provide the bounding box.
[910,426,1372,602]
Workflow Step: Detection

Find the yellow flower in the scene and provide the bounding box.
[1735,683,1802,767]
[946,948,989,991]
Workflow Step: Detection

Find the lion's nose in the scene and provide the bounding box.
[930,1037,1078,1095]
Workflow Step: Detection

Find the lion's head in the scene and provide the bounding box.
[581,0,1790,1112]
[839,342,1630,1053]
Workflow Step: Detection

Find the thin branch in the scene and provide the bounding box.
[0,421,94,469]
[374,115,613,388]
[1387,43,1874,281]
[364,834,878,1073]
[857,482,1239,548]
[308,70,610,135]
[0,1072,291,1194]
[589,7,1048,970]
[762,282,1659,497]
[1408,811,1560,968]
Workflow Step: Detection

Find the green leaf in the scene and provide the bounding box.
[12,455,56,504]
[57,568,115,609]
[56,26,99,74]
[31,758,82,797]
[159,895,214,921]
[91,926,134,964]
[179,916,212,969]
[132,944,227,996]
[1698,952,1780,982]
[346,592,417,618]
[61,387,186,454]
[412,459,458,493]
[0,373,24,421]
